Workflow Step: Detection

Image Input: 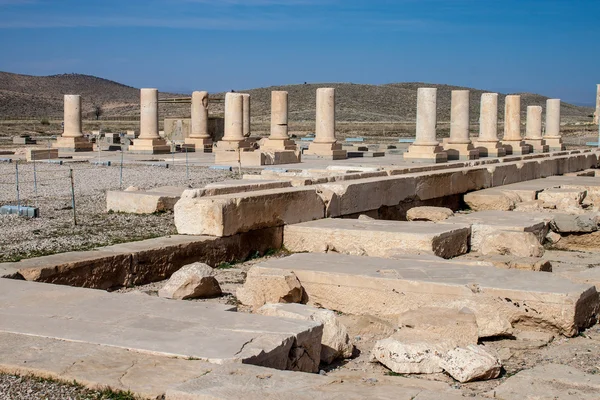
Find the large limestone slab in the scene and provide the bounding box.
[252,253,599,337]
[442,211,550,251]
[0,279,322,372]
[284,219,470,259]
[106,186,186,214]
[175,187,325,236]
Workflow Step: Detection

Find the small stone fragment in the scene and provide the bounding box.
[439,345,501,383]
[236,267,303,309]
[480,231,544,258]
[406,206,454,222]
[158,262,221,300]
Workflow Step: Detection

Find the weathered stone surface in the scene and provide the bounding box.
[175,187,325,236]
[439,345,501,383]
[0,279,323,372]
[0,229,282,290]
[491,364,600,399]
[284,219,470,259]
[406,206,454,222]
[106,186,185,214]
[442,211,549,251]
[398,307,479,346]
[253,253,599,337]
[464,190,518,211]
[480,231,545,258]
[257,303,353,364]
[158,262,221,300]
[237,267,304,310]
[538,187,586,209]
[550,213,600,233]
[458,254,553,272]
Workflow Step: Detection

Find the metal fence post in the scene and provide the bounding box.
[119,150,124,189]
[15,161,20,215]
[69,168,77,226]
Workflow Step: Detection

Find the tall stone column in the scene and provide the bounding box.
[306,88,346,160]
[215,92,250,152]
[53,94,93,152]
[444,90,478,160]
[242,94,251,138]
[523,106,548,153]
[130,88,170,154]
[501,95,529,155]
[404,88,447,163]
[473,93,505,157]
[595,84,600,125]
[262,91,297,151]
[184,91,212,152]
[544,99,565,151]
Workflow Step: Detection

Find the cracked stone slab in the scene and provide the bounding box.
[252,253,599,337]
[284,219,470,259]
[0,279,322,372]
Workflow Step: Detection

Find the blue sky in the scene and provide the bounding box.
[0,0,598,104]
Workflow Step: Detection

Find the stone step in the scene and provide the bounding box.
[284,218,470,259]
[249,253,599,338]
[0,279,322,372]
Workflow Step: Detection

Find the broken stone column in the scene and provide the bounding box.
[524,106,549,153]
[53,95,93,152]
[184,91,212,152]
[474,93,505,157]
[242,93,251,138]
[404,88,447,163]
[544,99,565,151]
[306,88,347,160]
[215,92,251,152]
[129,89,170,154]
[444,90,478,160]
[262,91,296,151]
[501,95,529,155]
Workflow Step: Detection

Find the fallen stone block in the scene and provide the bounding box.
[442,211,550,251]
[106,186,186,214]
[257,303,353,364]
[175,187,325,236]
[252,253,599,337]
[480,231,545,258]
[284,219,470,259]
[158,262,222,300]
[538,187,586,208]
[0,279,323,372]
[464,190,518,211]
[490,364,600,399]
[237,267,304,310]
[550,213,600,233]
[439,345,501,383]
[406,206,454,222]
[457,254,553,272]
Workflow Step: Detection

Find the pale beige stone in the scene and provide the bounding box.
[237,267,304,310]
[257,303,353,364]
[596,84,600,125]
[538,187,586,209]
[129,89,170,154]
[106,186,185,214]
[544,99,565,151]
[53,94,93,152]
[464,190,519,211]
[215,93,251,151]
[444,90,478,160]
[502,95,529,156]
[439,345,501,383]
[261,91,297,152]
[398,307,479,347]
[474,93,506,157]
[242,93,251,137]
[306,88,346,159]
[184,91,212,151]
[158,262,221,300]
[406,206,454,222]
[480,231,545,258]
[405,88,447,163]
[524,106,549,153]
[283,218,470,259]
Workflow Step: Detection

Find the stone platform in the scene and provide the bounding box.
[0,279,322,372]
[249,253,599,337]
[283,218,470,259]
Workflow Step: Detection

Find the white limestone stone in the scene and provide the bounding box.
[158,262,222,300]
[502,95,529,156]
[474,93,506,157]
[524,105,549,153]
[184,91,212,151]
[129,89,170,154]
[545,99,565,151]
[439,345,501,383]
[237,267,304,310]
[406,206,454,222]
[242,93,251,137]
[480,231,545,258]
[445,90,478,160]
[306,88,346,159]
[53,94,93,152]
[404,88,447,163]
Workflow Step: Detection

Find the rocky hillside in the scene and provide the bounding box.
[0,72,593,122]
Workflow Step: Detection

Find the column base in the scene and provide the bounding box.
[53,136,93,152]
[403,144,448,163]
[473,141,506,157]
[239,150,301,166]
[443,142,479,161]
[304,142,347,160]
[214,148,255,164]
[183,138,213,153]
[544,137,566,151]
[260,138,297,151]
[501,140,530,156]
[214,140,252,152]
[129,138,171,154]
[523,139,549,153]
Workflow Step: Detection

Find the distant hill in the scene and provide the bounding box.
[0,72,594,123]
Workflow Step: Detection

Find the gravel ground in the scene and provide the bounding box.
[0,161,238,262]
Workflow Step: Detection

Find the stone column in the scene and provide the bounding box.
[404,88,447,163]
[544,98,565,151]
[444,90,478,160]
[595,84,600,125]
[501,95,529,155]
[262,91,297,151]
[242,94,251,138]
[53,95,93,152]
[523,106,548,153]
[184,91,212,152]
[306,88,346,159]
[473,93,505,157]
[215,92,250,152]
[130,88,170,154]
